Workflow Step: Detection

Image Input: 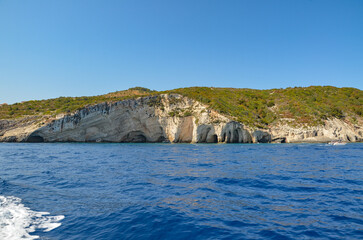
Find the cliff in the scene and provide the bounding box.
[0,94,362,143]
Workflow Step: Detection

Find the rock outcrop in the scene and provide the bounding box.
[270,118,363,143]
[0,117,44,142]
[0,94,253,143]
[0,94,362,143]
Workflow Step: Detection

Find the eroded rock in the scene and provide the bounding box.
[0,94,362,143]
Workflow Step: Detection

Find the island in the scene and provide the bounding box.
[0,86,362,143]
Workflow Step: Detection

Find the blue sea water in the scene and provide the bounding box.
[0,143,362,240]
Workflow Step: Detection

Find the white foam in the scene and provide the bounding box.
[0,195,64,240]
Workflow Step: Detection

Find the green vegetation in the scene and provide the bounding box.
[0,87,154,119]
[1,86,362,128]
[168,107,193,118]
[164,86,362,127]
[147,95,164,108]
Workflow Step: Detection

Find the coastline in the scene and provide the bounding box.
[1,93,362,144]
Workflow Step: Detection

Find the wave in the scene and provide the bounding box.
[0,195,64,240]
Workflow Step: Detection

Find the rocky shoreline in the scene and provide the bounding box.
[1,94,362,143]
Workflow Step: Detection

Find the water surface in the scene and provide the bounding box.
[0,143,362,239]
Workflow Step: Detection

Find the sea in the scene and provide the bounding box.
[0,143,362,240]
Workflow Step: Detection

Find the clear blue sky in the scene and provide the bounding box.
[1,0,362,103]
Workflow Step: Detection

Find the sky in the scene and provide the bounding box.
[0,0,362,104]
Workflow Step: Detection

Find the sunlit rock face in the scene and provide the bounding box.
[269,118,363,143]
[0,94,362,143]
[26,94,254,143]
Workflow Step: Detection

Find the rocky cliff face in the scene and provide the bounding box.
[270,118,363,143]
[0,94,362,143]
[0,94,254,143]
[0,116,44,142]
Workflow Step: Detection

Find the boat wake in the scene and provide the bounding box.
[0,195,64,240]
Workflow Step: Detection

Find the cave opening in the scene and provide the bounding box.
[26,135,44,143]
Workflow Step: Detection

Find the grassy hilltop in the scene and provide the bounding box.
[1,86,362,128]
[0,87,155,119]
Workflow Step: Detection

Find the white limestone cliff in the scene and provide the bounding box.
[0,94,362,143]
[270,118,363,143]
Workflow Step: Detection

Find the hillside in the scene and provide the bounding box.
[166,86,363,128]
[1,86,362,128]
[0,87,154,120]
